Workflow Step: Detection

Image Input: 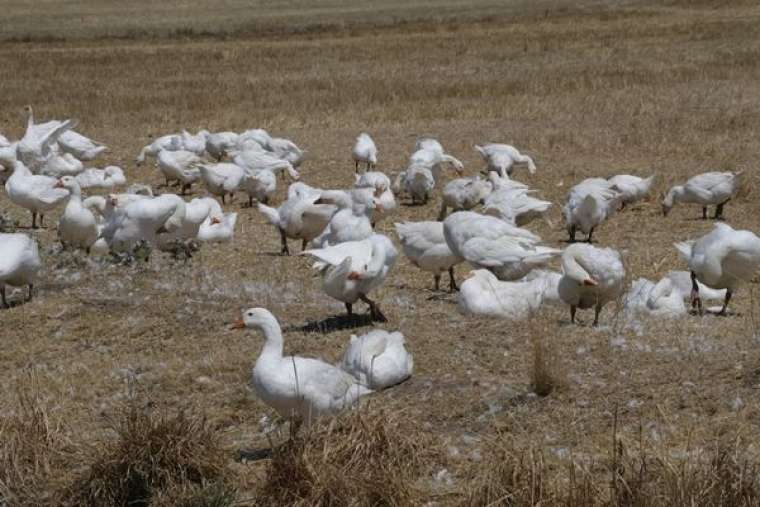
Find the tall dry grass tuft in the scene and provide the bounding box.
[64,400,231,507]
[529,321,560,397]
[0,376,73,506]
[257,409,439,506]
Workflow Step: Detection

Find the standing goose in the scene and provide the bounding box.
[311,189,380,248]
[57,130,107,161]
[56,176,99,252]
[231,308,372,427]
[563,178,622,242]
[5,161,69,228]
[136,134,182,165]
[157,149,202,192]
[232,148,300,180]
[17,107,75,173]
[474,143,536,177]
[354,171,397,225]
[352,133,378,173]
[662,171,742,219]
[438,176,492,220]
[675,223,760,315]
[302,234,398,321]
[257,191,336,255]
[339,330,413,390]
[198,163,245,204]
[558,243,625,326]
[0,233,42,308]
[608,174,655,208]
[394,221,463,291]
[206,131,239,160]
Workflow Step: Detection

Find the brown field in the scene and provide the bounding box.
[2,0,760,504]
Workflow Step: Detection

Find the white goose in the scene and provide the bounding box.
[401,164,435,204]
[231,308,372,426]
[57,130,107,161]
[180,130,209,156]
[0,233,42,308]
[474,143,536,177]
[157,149,202,192]
[198,210,237,243]
[394,221,463,291]
[39,153,84,177]
[409,142,463,183]
[662,171,742,219]
[56,176,99,252]
[232,148,300,180]
[665,270,726,303]
[268,137,306,168]
[17,110,74,173]
[136,134,182,165]
[198,163,245,204]
[623,277,686,319]
[236,128,272,151]
[75,166,126,190]
[352,133,377,173]
[340,330,413,390]
[354,171,396,225]
[563,178,622,242]
[558,243,625,326]
[258,192,336,255]
[156,197,214,246]
[675,223,760,315]
[483,186,552,227]
[438,176,492,220]
[443,211,559,280]
[5,161,69,228]
[302,234,398,321]
[241,168,277,207]
[206,131,239,160]
[312,189,379,248]
[100,193,186,252]
[608,174,655,208]
[458,269,550,320]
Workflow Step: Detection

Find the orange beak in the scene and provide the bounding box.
[348,271,361,280]
[54,180,64,188]
[229,319,245,330]
[583,278,598,286]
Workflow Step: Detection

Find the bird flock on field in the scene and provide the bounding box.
[0,105,755,428]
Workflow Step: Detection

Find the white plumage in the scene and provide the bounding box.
[340,330,413,390]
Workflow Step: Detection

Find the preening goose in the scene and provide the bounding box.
[458,269,550,320]
[608,174,655,208]
[5,161,69,228]
[232,148,300,180]
[17,108,75,173]
[100,193,186,253]
[157,149,202,192]
[56,176,99,252]
[340,330,413,390]
[0,233,42,308]
[57,129,107,161]
[623,277,686,319]
[136,134,182,165]
[394,221,463,291]
[675,223,760,315]
[563,178,622,242]
[268,137,306,168]
[558,243,625,326]
[483,174,551,226]
[665,270,726,303]
[354,171,397,224]
[352,133,377,173]
[205,131,239,160]
[474,143,536,177]
[662,171,742,219]
[409,141,463,183]
[231,308,372,427]
[198,163,245,204]
[302,234,398,321]
[312,189,379,247]
[438,176,492,220]
[75,166,126,190]
[39,153,84,177]
[180,130,209,156]
[241,168,277,207]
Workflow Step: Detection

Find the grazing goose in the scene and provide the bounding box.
[180,130,209,156]
[458,269,550,320]
[474,143,536,177]
[56,176,99,252]
[443,211,559,281]
[662,171,742,219]
[75,166,126,190]
[401,164,435,204]
[157,149,202,192]
[198,163,245,204]
[258,191,336,255]
[0,233,42,308]
[558,243,625,326]
[675,223,760,315]
[57,130,107,161]
[354,171,397,224]
[608,174,655,208]
[136,134,182,165]
[352,133,378,173]
[394,221,463,291]
[231,308,372,427]
[623,277,686,319]
[409,146,463,184]
[483,174,551,226]
[5,161,69,228]
[563,178,622,242]
[302,234,397,321]
[340,330,413,390]
[438,176,492,220]
[206,131,239,160]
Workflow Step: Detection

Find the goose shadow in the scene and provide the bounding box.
[236,447,273,462]
[291,313,375,334]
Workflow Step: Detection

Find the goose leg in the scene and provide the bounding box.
[587,227,594,243]
[593,304,601,327]
[31,212,37,229]
[279,229,289,256]
[360,294,386,322]
[26,284,33,302]
[714,200,729,220]
[717,289,732,316]
[702,206,707,220]
[569,225,576,243]
[248,196,253,208]
[449,267,458,292]
[690,271,703,315]
[437,203,447,221]
[39,214,45,227]
[355,161,359,174]
[345,302,353,316]
[221,194,226,205]
[1,286,7,308]
[434,274,441,292]
[570,305,577,324]
[301,239,308,252]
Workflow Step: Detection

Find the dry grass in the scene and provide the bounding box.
[3,0,760,504]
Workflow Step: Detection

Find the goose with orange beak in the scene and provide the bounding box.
[230,307,372,428]
[557,243,625,326]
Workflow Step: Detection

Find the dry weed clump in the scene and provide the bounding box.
[64,400,232,507]
[256,409,440,506]
[0,379,74,506]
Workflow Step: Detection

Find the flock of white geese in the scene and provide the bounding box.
[0,106,756,426]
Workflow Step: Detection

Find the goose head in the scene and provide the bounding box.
[230,307,277,330]
[54,175,78,195]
